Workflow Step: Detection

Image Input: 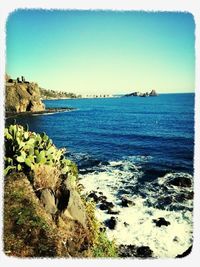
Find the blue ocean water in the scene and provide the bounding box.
[6,93,194,256]
[9,93,194,176]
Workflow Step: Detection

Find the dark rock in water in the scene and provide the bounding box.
[107,208,120,215]
[118,245,153,258]
[121,196,135,207]
[136,246,153,258]
[175,193,192,203]
[118,244,136,257]
[79,158,101,169]
[169,177,192,187]
[153,217,170,227]
[99,203,108,210]
[105,216,117,230]
[173,236,179,242]
[87,192,99,203]
[106,201,113,207]
[157,196,172,207]
[79,169,95,175]
[98,195,107,202]
[185,191,194,200]
[143,168,167,181]
[99,200,114,210]
[176,246,192,258]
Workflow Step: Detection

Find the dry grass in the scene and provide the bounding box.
[33,164,61,191]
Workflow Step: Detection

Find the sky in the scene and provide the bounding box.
[6,10,195,95]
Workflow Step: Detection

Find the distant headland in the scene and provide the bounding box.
[5,75,75,118]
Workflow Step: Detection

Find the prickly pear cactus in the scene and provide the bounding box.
[4,124,77,178]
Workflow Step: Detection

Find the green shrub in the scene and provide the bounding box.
[92,231,118,257]
[4,124,76,178]
[83,198,118,258]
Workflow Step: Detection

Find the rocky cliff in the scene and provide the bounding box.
[5,75,45,113]
[4,124,117,257]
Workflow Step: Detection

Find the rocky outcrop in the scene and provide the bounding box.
[105,216,118,230]
[124,90,158,97]
[4,165,92,257]
[119,245,153,258]
[153,217,171,227]
[5,75,45,113]
[4,172,90,257]
[149,90,157,96]
[168,176,192,188]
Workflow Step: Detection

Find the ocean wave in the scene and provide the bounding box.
[78,156,193,258]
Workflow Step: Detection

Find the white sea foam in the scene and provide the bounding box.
[79,159,193,258]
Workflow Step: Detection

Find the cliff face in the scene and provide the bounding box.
[4,172,90,257]
[5,77,45,113]
[4,125,90,257]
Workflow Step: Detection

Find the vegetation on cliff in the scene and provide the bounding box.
[40,88,82,99]
[4,124,117,257]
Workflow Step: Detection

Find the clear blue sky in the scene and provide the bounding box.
[6,10,195,94]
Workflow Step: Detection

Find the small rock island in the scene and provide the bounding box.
[124,90,158,97]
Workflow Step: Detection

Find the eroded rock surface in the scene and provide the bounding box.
[6,77,45,113]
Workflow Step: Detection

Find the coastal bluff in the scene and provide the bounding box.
[4,124,117,257]
[5,74,45,113]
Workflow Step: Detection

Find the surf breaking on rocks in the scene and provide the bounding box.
[76,154,193,258]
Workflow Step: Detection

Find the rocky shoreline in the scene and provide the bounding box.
[83,187,192,258]
[6,107,76,119]
[79,167,193,258]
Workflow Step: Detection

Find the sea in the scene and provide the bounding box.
[7,93,194,258]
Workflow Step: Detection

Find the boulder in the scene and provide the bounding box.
[107,208,120,215]
[65,189,87,228]
[136,246,153,258]
[118,244,136,257]
[99,201,114,210]
[175,192,193,202]
[40,189,57,215]
[118,245,153,258]
[98,195,107,202]
[153,217,170,227]
[105,216,117,230]
[121,196,135,207]
[168,177,192,187]
[87,192,99,203]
